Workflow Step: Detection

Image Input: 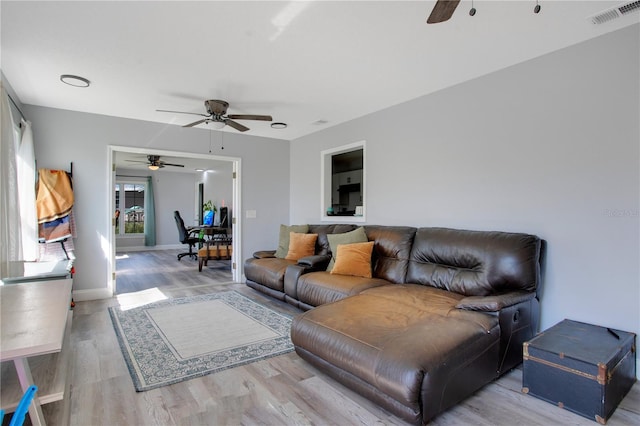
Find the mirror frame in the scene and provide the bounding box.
[320,140,366,223]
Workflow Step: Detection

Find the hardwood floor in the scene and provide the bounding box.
[115,249,233,294]
[35,251,640,425]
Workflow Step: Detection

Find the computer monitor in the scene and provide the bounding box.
[219,207,229,228]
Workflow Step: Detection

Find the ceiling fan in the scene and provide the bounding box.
[427,0,544,23]
[427,0,461,24]
[125,155,185,171]
[157,99,273,132]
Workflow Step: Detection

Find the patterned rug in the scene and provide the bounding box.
[109,291,294,391]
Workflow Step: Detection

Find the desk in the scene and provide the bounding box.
[191,226,228,238]
[1,279,73,426]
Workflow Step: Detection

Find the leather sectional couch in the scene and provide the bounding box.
[244,225,544,424]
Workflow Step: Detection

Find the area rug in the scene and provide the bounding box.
[108,291,294,391]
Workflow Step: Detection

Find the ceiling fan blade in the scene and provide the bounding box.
[183,118,208,128]
[225,119,250,132]
[427,0,460,24]
[156,109,209,117]
[227,114,273,121]
[161,163,185,167]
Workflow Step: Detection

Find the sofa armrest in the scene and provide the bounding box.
[456,291,535,312]
[253,250,276,259]
[297,254,331,269]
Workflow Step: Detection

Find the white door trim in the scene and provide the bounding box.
[106,145,242,297]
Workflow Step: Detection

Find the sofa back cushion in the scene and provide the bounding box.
[364,226,417,284]
[406,227,542,296]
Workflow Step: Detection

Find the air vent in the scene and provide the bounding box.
[589,1,640,24]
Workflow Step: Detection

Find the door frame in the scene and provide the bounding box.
[106,145,242,296]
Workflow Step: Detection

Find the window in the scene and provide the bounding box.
[321,141,365,222]
[114,181,146,234]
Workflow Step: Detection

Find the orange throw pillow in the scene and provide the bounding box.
[285,232,318,260]
[330,241,374,278]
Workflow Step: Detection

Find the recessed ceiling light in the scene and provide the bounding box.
[60,74,90,87]
[271,122,287,129]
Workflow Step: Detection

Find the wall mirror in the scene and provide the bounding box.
[321,141,365,222]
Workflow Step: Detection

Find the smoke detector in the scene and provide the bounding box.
[588,1,640,24]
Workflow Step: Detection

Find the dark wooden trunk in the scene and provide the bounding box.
[522,319,636,424]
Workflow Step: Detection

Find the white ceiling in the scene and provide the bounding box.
[2,1,638,141]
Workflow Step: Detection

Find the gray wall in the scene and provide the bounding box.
[25,105,290,294]
[203,162,234,226]
[291,25,640,343]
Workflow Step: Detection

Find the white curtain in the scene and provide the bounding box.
[17,120,38,261]
[0,85,22,278]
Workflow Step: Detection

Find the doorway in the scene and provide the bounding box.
[107,145,242,296]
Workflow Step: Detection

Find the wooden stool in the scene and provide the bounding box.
[198,241,232,271]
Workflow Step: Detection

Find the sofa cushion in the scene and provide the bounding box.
[406,227,541,296]
[244,257,297,292]
[291,284,499,422]
[364,225,417,283]
[274,224,309,258]
[296,271,388,307]
[326,227,368,270]
[285,232,318,261]
[330,241,374,278]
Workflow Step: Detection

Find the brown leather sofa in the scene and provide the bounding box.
[245,224,358,301]
[245,225,544,424]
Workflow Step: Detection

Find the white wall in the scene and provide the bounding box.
[291,24,640,349]
[25,106,290,295]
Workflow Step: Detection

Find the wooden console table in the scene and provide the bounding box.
[0,279,73,426]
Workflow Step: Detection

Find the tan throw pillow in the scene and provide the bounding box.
[326,227,368,270]
[285,232,318,261]
[274,224,309,258]
[330,241,374,278]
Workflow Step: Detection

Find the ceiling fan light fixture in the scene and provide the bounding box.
[210,121,226,130]
[60,74,90,87]
[271,122,287,129]
[148,164,160,171]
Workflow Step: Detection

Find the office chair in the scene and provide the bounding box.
[174,210,203,261]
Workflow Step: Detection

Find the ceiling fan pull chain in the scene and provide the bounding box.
[209,129,213,153]
[469,0,476,17]
[534,1,541,14]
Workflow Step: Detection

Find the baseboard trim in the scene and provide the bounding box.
[73,287,112,301]
[116,244,183,252]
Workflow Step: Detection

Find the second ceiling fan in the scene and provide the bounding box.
[157,99,273,132]
[125,155,184,170]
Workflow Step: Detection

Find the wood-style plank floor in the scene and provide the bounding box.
[35,250,639,425]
